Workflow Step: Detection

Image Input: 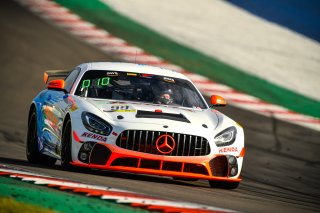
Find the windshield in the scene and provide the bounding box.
[75,70,207,109]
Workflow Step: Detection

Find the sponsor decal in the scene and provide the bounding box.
[43,106,59,125]
[63,95,78,112]
[115,109,136,112]
[141,73,153,78]
[111,105,129,111]
[219,147,238,153]
[104,105,136,112]
[110,101,126,104]
[127,73,137,76]
[81,132,107,142]
[69,104,78,112]
[163,77,175,83]
[106,71,118,76]
[112,132,118,136]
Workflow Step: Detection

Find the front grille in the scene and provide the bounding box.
[116,130,210,156]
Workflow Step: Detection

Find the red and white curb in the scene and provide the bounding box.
[16,0,320,131]
[0,165,235,213]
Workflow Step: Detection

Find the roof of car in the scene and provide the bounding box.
[78,62,190,80]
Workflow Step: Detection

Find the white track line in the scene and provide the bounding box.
[15,0,320,131]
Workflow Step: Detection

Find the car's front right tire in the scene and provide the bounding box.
[26,108,56,166]
[60,118,73,169]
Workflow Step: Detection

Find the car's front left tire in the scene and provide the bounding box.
[26,108,57,166]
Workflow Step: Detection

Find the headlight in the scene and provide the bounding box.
[81,112,112,136]
[214,126,237,147]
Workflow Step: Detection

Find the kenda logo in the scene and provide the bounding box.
[81,132,107,142]
[219,147,238,153]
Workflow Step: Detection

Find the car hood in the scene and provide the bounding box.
[86,99,219,129]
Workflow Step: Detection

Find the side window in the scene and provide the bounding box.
[64,68,80,92]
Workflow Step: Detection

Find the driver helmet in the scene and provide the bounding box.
[157,89,173,105]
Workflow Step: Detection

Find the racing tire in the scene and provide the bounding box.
[60,118,73,169]
[209,180,240,189]
[26,109,57,166]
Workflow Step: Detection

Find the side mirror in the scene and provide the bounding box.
[47,79,65,91]
[210,95,226,107]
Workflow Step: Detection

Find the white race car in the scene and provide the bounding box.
[26,62,245,189]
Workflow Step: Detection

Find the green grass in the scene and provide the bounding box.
[0,176,147,213]
[55,0,320,118]
[0,197,58,213]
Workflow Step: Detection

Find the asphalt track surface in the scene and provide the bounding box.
[0,1,320,212]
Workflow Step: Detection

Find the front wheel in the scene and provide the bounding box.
[26,109,56,166]
[60,119,73,169]
[209,180,240,189]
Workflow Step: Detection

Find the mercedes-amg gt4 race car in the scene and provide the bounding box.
[27,62,245,189]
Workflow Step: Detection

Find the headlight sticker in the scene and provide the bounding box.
[81,112,113,136]
[214,126,237,147]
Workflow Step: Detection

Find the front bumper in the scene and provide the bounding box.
[71,142,243,182]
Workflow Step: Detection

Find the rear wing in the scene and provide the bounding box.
[44,70,70,84]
